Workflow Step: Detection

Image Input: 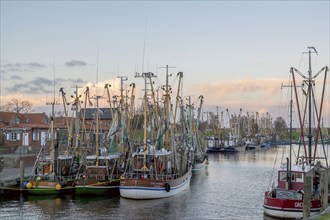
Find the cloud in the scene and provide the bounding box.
[27,62,45,68]
[187,78,330,125]
[6,77,53,94]
[187,78,288,116]
[190,78,281,102]
[5,76,88,94]
[0,61,46,74]
[10,75,23,80]
[65,60,87,67]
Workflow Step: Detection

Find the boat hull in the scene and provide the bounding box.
[192,162,207,174]
[74,179,120,196]
[26,180,75,195]
[120,170,192,199]
[207,146,244,153]
[263,192,330,218]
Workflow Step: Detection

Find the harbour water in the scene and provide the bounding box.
[1,144,329,219]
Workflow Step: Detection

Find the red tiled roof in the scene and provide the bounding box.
[20,113,48,124]
[0,111,48,129]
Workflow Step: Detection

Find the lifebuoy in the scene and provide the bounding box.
[61,167,67,175]
[164,183,170,192]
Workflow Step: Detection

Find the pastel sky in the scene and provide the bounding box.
[1,1,329,126]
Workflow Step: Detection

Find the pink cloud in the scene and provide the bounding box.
[187,78,330,125]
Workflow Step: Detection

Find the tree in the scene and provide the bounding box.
[273,116,288,140]
[2,98,33,113]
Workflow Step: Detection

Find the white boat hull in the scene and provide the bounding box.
[120,172,191,199]
[263,204,320,219]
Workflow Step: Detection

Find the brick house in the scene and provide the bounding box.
[0,108,114,153]
[0,112,50,152]
[81,108,113,131]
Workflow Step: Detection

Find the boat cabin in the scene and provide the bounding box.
[277,170,307,191]
[130,146,173,179]
[83,155,120,180]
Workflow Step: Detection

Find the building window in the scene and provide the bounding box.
[33,131,39,141]
[7,132,20,141]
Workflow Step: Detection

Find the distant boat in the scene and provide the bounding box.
[244,138,260,150]
[207,139,245,153]
[258,135,272,148]
[260,142,270,148]
[206,136,224,153]
[263,47,330,218]
[188,95,208,173]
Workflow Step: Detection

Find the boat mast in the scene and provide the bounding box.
[72,86,81,156]
[307,47,314,165]
[118,76,128,153]
[173,72,183,131]
[95,95,101,166]
[49,110,55,177]
[187,96,193,147]
[291,46,328,165]
[104,84,114,122]
[162,65,173,151]
[281,81,295,189]
[135,71,150,170]
[127,83,135,135]
[46,60,59,177]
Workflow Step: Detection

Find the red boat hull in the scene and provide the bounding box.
[263,192,330,218]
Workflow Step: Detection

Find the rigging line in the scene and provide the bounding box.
[270,144,280,188]
[280,144,286,165]
[96,42,99,97]
[312,53,318,74]
[170,73,179,87]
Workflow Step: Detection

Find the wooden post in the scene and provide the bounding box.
[303,176,312,218]
[19,160,24,190]
[320,169,329,212]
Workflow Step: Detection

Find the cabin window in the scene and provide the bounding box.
[280,171,287,181]
[295,172,304,182]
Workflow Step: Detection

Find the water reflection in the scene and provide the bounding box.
[0,144,329,220]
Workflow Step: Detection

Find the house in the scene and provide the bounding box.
[80,107,114,131]
[0,108,115,153]
[0,112,50,152]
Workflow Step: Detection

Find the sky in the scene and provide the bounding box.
[1,1,329,127]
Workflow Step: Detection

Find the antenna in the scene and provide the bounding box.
[117,76,128,110]
[308,46,318,55]
[46,54,60,116]
[142,18,147,73]
[96,43,99,93]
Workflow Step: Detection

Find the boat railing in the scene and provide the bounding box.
[29,174,76,182]
[122,172,179,180]
[275,188,304,200]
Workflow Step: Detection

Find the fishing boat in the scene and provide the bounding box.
[24,88,83,195]
[263,47,330,218]
[74,154,121,196]
[120,69,192,199]
[184,94,208,173]
[25,118,77,195]
[74,84,128,197]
